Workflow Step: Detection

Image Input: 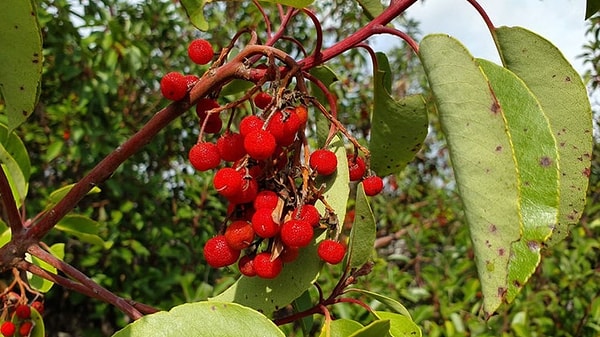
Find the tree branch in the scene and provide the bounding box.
[0,166,24,234]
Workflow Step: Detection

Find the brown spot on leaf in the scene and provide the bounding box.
[498,248,505,256]
[489,224,497,233]
[539,156,552,167]
[565,76,571,82]
[513,280,522,287]
[497,287,507,297]
[583,168,591,177]
[495,145,503,152]
[490,100,500,114]
[527,241,540,252]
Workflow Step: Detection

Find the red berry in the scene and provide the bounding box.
[253,252,283,279]
[229,177,258,204]
[362,175,384,196]
[280,219,313,248]
[317,239,346,264]
[347,155,366,181]
[18,321,32,336]
[195,98,220,117]
[244,129,277,160]
[30,301,44,315]
[279,245,300,263]
[216,132,246,162]
[253,190,279,210]
[213,168,243,199]
[266,110,301,147]
[309,149,338,176]
[238,255,257,277]
[239,115,265,137]
[203,235,241,268]
[225,220,255,250]
[188,38,214,65]
[160,72,188,101]
[0,322,15,337]
[292,204,321,227]
[251,208,279,238]
[15,304,30,319]
[196,99,222,134]
[294,105,308,125]
[253,92,273,109]
[188,142,221,171]
[183,74,199,87]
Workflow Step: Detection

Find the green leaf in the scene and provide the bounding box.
[309,66,339,148]
[47,183,101,205]
[374,311,422,337]
[0,124,30,207]
[46,140,64,162]
[348,182,377,269]
[293,290,314,335]
[55,215,106,246]
[258,0,315,8]
[180,0,209,31]
[319,319,363,337]
[112,301,285,337]
[346,288,412,318]
[370,52,428,176]
[478,59,560,304]
[348,319,390,337]
[221,79,255,97]
[419,34,522,316]
[0,0,43,130]
[0,227,11,250]
[212,136,348,313]
[26,243,65,293]
[494,26,594,246]
[586,0,600,19]
[358,0,384,20]
[11,306,45,337]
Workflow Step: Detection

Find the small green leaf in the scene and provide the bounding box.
[293,290,314,335]
[494,26,593,246]
[348,182,377,269]
[26,243,64,293]
[309,66,339,148]
[319,319,363,337]
[419,34,522,316]
[47,183,101,205]
[346,288,412,318]
[586,0,600,19]
[258,0,315,8]
[349,319,390,337]
[374,311,422,337]
[478,59,560,303]
[0,0,43,130]
[220,79,255,97]
[0,124,30,207]
[0,227,11,250]
[180,0,209,31]
[358,0,384,20]
[370,53,428,176]
[55,215,106,246]
[46,140,64,162]
[112,301,285,337]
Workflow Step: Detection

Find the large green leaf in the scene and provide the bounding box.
[346,288,412,318]
[494,26,593,246]
[319,319,363,337]
[374,311,422,337]
[478,59,560,303]
[347,182,376,269]
[55,214,106,246]
[112,301,285,337]
[0,124,30,208]
[370,52,428,177]
[309,66,339,148]
[213,136,348,313]
[26,243,65,293]
[419,34,521,316]
[358,0,384,20]
[0,0,43,130]
[180,0,209,31]
[349,319,390,337]
[258,0,315,8]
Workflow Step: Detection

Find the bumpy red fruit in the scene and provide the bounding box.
[267,110,301,146]
[0,322,15,337]
[217,132,246,162]
[196,98,222,134]
[253,92,273,109]
[280,219,313,248]
[251,208,279,238]
[225,220,255,250]
[213,167,243,199]
[31,301,44,315]
[15,304,31,319]
[18,322,32,337]
[347,154,366,181]
[160,72,187,101]
[239,115,264,137]
[244,129,277,160]
[294,105,308,125]
[253,252,283,279]
[309,149,337,176]
[292,204,321,227]
[203,235,241,268]
[317,239,346,264]
[362,175,384,196]
[189,142,221,171]
[230,177,258,204]
[253,190,279,210]
[238,255,257,277]
[188,38,214,65]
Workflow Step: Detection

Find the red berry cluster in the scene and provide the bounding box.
[0,302,43,337]
[165,39,385,279]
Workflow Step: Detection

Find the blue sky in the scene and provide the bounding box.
[376,0,589,73]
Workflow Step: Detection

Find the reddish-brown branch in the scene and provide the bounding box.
[0,167,23,234]
[370,25,420,53]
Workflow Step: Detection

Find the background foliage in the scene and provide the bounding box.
[1,0,598,336]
